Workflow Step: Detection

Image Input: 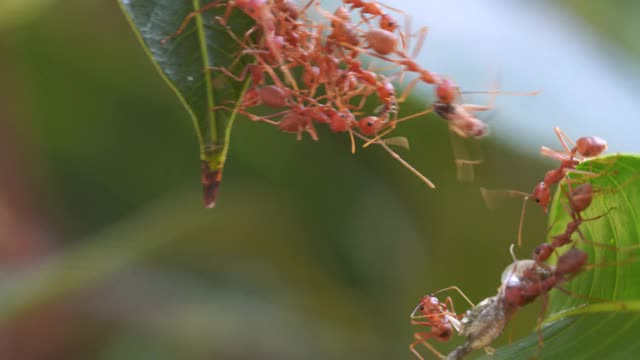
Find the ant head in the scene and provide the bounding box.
[379,14,399,32]
[432,101,454,119]
[531,182,550,210]
[358,116,382,136]
[411,296,435,317]
[329,112,355,132]
[575,136,607,158]
[435,78,459,104]
[414,295,442,316]
[532,243,554,262]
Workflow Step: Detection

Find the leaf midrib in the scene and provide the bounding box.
[193,0,217,147]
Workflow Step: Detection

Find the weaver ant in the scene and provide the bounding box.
[446,245,591,359]
[161,0,301,89]
[532,183,616,262]
[409,286,474,359]
[316,2,425,58]
[481,129,608,246]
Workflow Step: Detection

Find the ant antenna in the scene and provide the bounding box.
[410,301,424,318]
[509,243,518,262]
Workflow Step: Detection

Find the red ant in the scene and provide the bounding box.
[342,0,410,47]
[410,287,474,359]
[540,127,607,162]
[532,183,616,262]
[316,2,424,58]
[481,129,608,246]
[161,0,301,89]
[531,128,608,210]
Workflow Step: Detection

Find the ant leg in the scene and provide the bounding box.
[213,106,284,125]
[403,11,412,54]
[396,77,421,103]
[354,132,436,188]
[460,104,492,113]
[554,286,628,309]
[410,333,445,360]
[377,1,406,13]
[300,0,314,15]
[479,188,532,210]
[449,131,484,183]
[410,26,429,59]
[443,296,458,315]
[362,127,395,148]
[206,65,251,83]
[449,125,469,139]
[363,107,434,148]
[460,90,540,96]
[161,0,226,44]
[240,24,261,44]
[554,126,576,155]
[539,146,572,162]
[394,107,433,123]
[483,347,496,355]
[223,27,292,92]
[536,293,549,348]
[348,129,356,154]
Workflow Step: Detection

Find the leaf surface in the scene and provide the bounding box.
[118,0,254,207]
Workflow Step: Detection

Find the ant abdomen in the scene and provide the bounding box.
[574,136,607,158]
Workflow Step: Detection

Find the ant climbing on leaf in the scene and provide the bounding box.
[481,127,609,247]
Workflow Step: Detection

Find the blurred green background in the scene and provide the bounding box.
[0,1,638,359]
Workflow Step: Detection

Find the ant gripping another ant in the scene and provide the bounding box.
[412,238,631,360]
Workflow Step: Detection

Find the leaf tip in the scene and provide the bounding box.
[201,161,222,209]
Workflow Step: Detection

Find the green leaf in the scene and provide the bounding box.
[481,154,640,359]
[117,0,254,207]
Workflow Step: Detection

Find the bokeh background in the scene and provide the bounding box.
[1,0,639,359]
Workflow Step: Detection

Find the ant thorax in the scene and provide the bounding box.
[457,295,508,351]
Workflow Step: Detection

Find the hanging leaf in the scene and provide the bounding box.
[117,0,254,207]
[478,154,640,359]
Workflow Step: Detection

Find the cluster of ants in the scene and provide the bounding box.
[161,0,531,189]
[409,128,623,359]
